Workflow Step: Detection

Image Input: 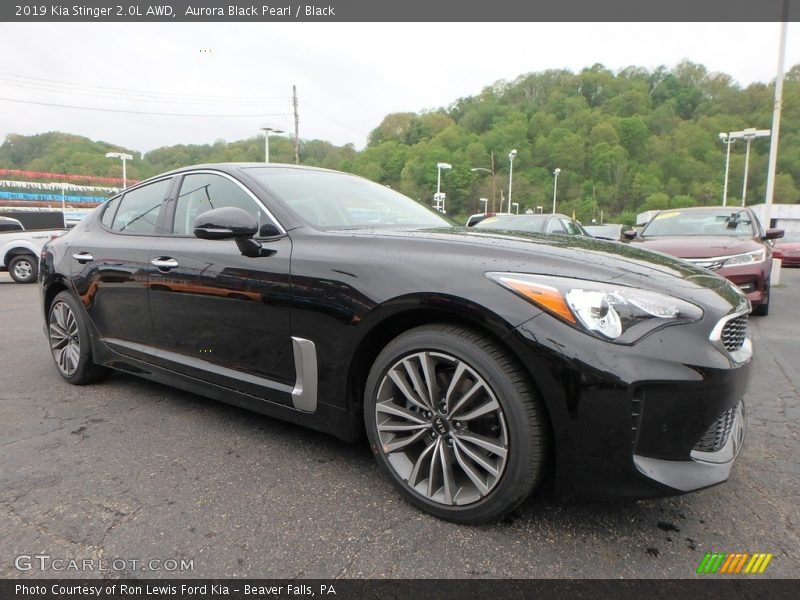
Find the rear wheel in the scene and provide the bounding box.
[48,291,110,385]
[8,254,38,283]
[364,324,549,523]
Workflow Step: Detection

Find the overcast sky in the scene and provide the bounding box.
[0,22,796,155]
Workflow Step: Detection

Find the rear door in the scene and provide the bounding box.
[69,177,174,356]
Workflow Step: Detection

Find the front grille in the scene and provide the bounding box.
[693,407,736,453]
[686,258,724,270]
[721,315,748,352]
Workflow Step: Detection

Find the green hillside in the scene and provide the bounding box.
[2,60,800,223]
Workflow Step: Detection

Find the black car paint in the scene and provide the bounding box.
[40,163,751,498]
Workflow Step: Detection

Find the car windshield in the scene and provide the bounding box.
[474,215,548,233]
[642,209,756,237]
[245,167,452,229]
[585,224,622,238]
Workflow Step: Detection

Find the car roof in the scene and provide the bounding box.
[155,162,339,179]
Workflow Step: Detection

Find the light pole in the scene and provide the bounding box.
[105,152,133,189]
[719,132,736,206]
[507,149,517,214]
[738,128,771,206]
[471,165,497,213]
[435,162,452,213]
[479,198,488,213]
[260,125,284,163]
[552,168,561,214]
[512,202,519,214]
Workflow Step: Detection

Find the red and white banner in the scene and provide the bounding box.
[0,169,138,186]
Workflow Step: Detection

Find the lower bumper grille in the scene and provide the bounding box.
[693,407,736,453]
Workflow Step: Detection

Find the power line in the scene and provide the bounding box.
[0,96,290,118]
[0,71,287,103]
[0,78,290,106]
[304,101,367,138]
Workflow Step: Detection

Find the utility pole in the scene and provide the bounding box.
[765,5,789,228]
[292,85,300,164]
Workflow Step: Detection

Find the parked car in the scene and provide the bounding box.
[772,231,800,267]
[627,207,783,316]
[41,164,751,523]
[465,212,510,227]
[474,213,590,236]
[584,223,627,241]
[1,217,65,283]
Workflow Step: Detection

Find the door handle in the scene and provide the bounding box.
[151,257,179,270]
[72,252,93,263]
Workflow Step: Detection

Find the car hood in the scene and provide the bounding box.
[326,227,745,306]
[775,241,800,250]
[631,235,761,258]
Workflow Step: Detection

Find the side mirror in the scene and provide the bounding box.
[194,207,258,240]
[763,228,785,240]
[623,229,638,240]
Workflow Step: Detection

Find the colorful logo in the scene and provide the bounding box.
[697,552,773,574]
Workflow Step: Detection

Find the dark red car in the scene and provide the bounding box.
[773,231,800,267]
[628,207,783,316]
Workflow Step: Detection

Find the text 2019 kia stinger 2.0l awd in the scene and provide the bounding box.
[41,164,752,523]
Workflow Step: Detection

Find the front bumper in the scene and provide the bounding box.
[504,306,752,499]
[634,400,746,492]
[715,263,769,306]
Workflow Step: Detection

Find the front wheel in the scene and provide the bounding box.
[752,283,770,316]
[8,254,38,283]
[364,324,549,523]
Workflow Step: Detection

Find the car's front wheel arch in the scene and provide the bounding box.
[350,306,560,423]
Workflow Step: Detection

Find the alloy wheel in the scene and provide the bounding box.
[374,351,509,506]
[49,300,81,376]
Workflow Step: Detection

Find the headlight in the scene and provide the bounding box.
[486,272,704,343]
[721,248,766,267]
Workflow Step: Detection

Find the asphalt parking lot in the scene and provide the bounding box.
[1,269,798,579]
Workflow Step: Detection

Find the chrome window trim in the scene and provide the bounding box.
[97,175,176,237]
[171,169,287,236]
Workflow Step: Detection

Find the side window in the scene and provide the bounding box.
[110,179,171,234]
[172,173,271,236]
[0,220,23,232]
[100,196,121,228]
[547,219,566,234]
[562,219,583,235]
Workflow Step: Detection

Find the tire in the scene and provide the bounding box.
[47,290,110,385]
[752,283,770,317]
[8,254,38,283]
[364,324,549,524]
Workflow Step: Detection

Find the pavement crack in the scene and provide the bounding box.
[0,426,65,447]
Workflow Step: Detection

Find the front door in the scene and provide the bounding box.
[147,171,294,405]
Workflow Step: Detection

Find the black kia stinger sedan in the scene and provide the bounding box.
[40,163,751,523]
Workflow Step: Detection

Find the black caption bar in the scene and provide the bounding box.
[1,0,798,22]
[2,580,800,600]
